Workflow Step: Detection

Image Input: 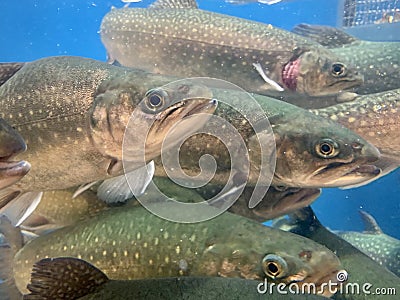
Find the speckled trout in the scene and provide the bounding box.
[336,210,400,277]
[1,205,343,297]
[100,0,363,100]
[311,89,400,161]
[273,207,400,300]
[22,257,328,300]
[150,89,381,189]
[0,56,216,224]
[310,88,400,184]
[0,118,30,191]
[292,24,400,94]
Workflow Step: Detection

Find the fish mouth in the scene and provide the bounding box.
[146,98,217,157]
[0,157,31,189]
[312,162,381,187]
[282,58,300,91]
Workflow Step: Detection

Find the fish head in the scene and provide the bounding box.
[291,49,363,96]
[90,79,217,170]
[0,118,30,190]
[260,250,343,297]
[269,111,381,187]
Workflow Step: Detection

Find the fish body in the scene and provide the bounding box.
[0,56,216,218]
[20,188,108,235]
[23,257,328,300]
[336,211,400,277]
[292,24,400,94]
[3,205,343,297]
[100,0,363,99]
[0,118,30,192]
[273,207,400,300]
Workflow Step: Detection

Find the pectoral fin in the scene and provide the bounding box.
[97,161,155,204]
[0,190,42,226]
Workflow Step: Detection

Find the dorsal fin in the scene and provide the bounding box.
[150,0,198,9]
[23,257,109,300]
[292,24,358,48]
[359,210,383,234]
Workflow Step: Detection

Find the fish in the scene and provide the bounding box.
[22,257,328,300]
[151,88,381,189]
[0,56,217,225]
[292,24,400,94]
[0,118,30,191]
[310,88,400,185]
[335,210,400,277]
[273,207,400,300]
[0,205,344,297]
[100,0,363,101]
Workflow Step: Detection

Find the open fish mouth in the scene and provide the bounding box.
[0,158,31,190]
[282,58,300,91]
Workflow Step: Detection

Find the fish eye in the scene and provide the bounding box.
[145,89,167,110]
[331,63,346,77]
[315,139,339,158]
[262,254,288,279]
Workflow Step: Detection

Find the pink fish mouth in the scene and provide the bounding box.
[282,58,300,91]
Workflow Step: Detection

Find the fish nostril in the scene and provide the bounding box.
[351,142,363,150]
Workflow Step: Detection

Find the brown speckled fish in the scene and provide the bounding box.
[292,24,400,95]
[100,0,363,99]
[0,56,216,224]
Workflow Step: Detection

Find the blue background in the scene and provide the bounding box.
[0,0,399,238]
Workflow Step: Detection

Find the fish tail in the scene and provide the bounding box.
[0,215,23,300]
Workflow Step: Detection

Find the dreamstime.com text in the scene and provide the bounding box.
[257,280,397,296]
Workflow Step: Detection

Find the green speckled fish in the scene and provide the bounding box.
[22,257,328,300]
[100,0,363,100]
[1,205,343,297]
[273,207,400,300]
[336,210,400,277]
[0,56,216,224]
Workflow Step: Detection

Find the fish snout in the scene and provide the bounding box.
[0,119,27,158]
[355,140,381,163]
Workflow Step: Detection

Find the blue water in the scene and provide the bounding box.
[0,0,399,239]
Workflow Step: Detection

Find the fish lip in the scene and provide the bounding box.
[0,160,31,189]
[182,98,218,118]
